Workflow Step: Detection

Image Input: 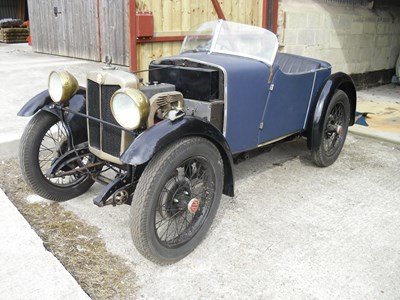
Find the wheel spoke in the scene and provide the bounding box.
[36,120,93,187]
[323,102,346,156]
[154,155,216,247]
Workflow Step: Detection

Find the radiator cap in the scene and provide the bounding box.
[102,55,116,70]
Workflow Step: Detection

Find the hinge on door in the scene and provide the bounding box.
[259,122,264,130]
[269,83,274,92]
[53,7,62,16]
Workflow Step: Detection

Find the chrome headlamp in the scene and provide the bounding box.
[110,88,149,130]
[48,71,79,104]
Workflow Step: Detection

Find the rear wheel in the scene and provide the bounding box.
[312,90,350,167]
[130,137,223,265]
[19,110,95,201]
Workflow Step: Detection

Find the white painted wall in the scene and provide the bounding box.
[277,0,400,74]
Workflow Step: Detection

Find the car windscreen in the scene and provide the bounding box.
[180,20,278,66]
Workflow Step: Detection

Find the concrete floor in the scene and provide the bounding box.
[0,43,128,158]
[60,134,400,299]
[350,84,400,143]
[1,42,400,299]
[0,189,90,300]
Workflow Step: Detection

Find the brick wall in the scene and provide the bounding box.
[277,0,400,75]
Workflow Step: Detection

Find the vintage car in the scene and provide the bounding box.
[18,20,356,264]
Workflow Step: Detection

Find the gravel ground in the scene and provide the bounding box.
[2,42,400,299]
[0,160,137,300]
[6,133,397,299]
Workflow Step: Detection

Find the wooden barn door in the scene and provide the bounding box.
[28,0,100,61]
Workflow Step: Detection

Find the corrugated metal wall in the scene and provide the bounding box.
[0,0,27,20]
[0,0,17,19]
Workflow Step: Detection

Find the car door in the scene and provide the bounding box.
[258,69,316,144]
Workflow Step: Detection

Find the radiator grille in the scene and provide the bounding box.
[87,80,100,149]
[87,79,121,157]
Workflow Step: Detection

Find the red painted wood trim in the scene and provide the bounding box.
[137,36,185,43]
[262,0,268,29]
[272,0,279,33]
[128,0,138,71]
[129,0,227,69]
[262,0,279,33]
[211,0,226,20]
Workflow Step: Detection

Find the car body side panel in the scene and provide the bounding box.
[258,69,315,143]
[258,67,332,143]
[172,53,271,154]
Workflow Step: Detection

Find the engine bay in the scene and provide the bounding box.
[139,61,225,131]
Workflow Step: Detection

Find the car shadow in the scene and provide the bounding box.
[232,137,314,183]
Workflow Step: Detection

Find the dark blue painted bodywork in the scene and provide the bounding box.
[121,116,234,196]
[160,52,337,154]
[259,68,315,142]
[17,89,53,117]
[18,88,86,118]
[308,72,356,151]
[180,53,271,153]
[17,88,89,144]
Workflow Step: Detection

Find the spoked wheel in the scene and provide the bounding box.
[312,90,350,167]
[19,110,95,201]
[130,137,223,265]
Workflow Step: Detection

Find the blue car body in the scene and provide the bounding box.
[18,20,356,202]
[159,52,333,154]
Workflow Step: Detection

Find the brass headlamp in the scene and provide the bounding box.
[48,71,79,104]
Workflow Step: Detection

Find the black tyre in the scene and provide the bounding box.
[130,137,223,265]
[19,110,95,201]
[312,90,350,167]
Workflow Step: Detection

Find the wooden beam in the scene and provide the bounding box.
[128,0,138,71]
[96,0,102,61]
[130,0,228,70]
[137,36,185,43]
[272,0,279,33]
[211,0,226,20]
[262,0,268,28]
[262,0,279,32]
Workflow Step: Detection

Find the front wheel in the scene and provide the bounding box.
[312,90,350,167]
[130,137,223,265]
[19,110,95,201]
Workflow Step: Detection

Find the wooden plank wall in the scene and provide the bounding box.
[137,0,264,78]
[28,0,58,55]
[99,0,130,65]
[60,0,99,60]
[28,0,99,61]
[28,0,263,71]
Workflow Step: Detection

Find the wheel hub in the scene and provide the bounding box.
[187,198,200,214]
[113,189,129,205]
[337,125,343,136]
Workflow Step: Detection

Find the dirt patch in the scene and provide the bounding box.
[0,159,137,299]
